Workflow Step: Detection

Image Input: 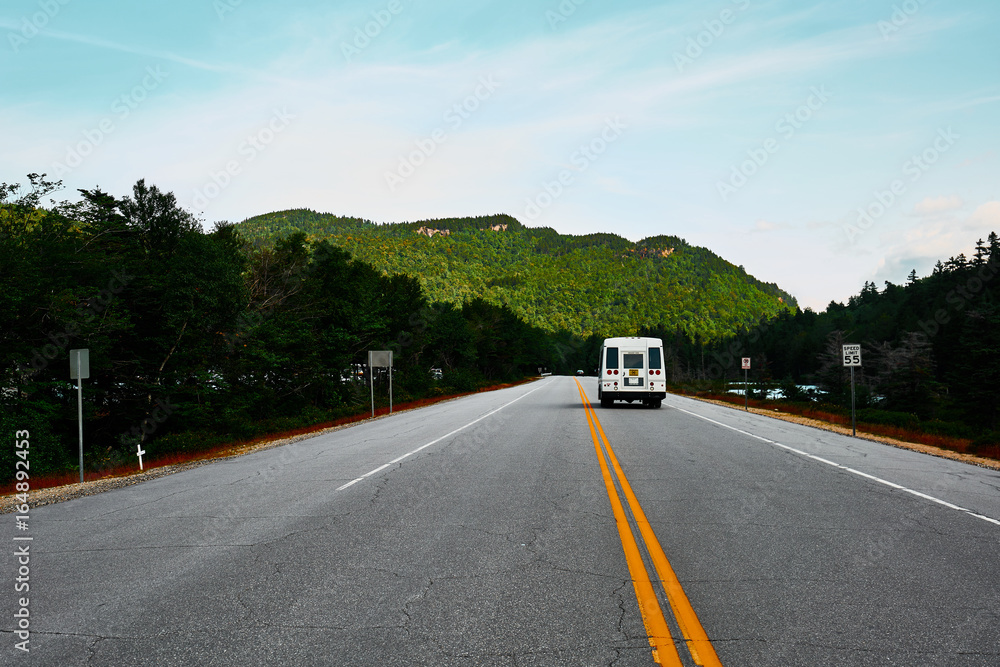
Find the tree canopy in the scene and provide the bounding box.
[236,209,797,341]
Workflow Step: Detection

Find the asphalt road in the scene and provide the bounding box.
[4,376,999,665]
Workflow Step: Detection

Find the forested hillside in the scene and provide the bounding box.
[237,209,797,340]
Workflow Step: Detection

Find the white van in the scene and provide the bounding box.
[598,337,666,408]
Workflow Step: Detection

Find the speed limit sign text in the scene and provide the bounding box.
[843,344,862,367]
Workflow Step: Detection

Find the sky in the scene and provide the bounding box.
[2,0,998,310]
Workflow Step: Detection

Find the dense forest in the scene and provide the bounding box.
[237,209,797,340]
[652,237,1000,444]
[0,176,590,480]
[3,173,997,482]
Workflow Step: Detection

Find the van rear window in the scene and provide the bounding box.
[623,353,643,369]
[649,347,662,370]
[605,347,619,369]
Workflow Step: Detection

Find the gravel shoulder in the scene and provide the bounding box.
[1,391,478,514]
[686,394,1000,472]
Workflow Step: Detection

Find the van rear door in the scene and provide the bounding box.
[621,350,644,388]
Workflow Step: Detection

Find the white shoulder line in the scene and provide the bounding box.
[336,380,551,491]
[668,402,1000,528]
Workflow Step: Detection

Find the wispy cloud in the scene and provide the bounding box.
[873,200,1000,283]
[968,201,1000,229]
[913,195,963,216]
[0,22,299,85]
[750,219,793,233]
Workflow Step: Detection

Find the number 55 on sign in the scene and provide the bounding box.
[842,344,862,366]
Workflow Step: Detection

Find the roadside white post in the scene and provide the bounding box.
[741,357,751,410]
[69,349,90,483]
[368,351,394,417]
[843,344,862,436]
[136,443,146,471]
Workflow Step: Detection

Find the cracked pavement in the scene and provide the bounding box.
[3,377,1000,665]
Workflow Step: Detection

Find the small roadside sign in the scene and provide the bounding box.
[368,350,394,417]
[741,358,751,411]
[70,349,90,483]
[70,349,90,379]
[368,350,393,368]
[843,344,861,437]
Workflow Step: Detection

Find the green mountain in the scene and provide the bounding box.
[237,209,797,339]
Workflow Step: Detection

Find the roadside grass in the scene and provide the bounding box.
[3,378,536,495]
[671,388,1000,463]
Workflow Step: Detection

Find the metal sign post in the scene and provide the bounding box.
[842,344,862,436]
[851,366,855,435]
[70,349,90,483]
[368,350,394,417]
[741,358,751,410]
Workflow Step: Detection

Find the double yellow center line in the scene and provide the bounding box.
[574,379,723,667]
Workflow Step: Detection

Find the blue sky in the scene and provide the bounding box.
[2,0,998,310]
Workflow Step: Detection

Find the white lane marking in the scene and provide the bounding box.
[667,400,1000,528]
[336,381,552,491]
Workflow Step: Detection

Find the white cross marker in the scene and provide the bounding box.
[136,443,146,470]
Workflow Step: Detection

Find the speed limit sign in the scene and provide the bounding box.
[842,344,862,367]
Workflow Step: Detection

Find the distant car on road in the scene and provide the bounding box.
[576,369,585,376]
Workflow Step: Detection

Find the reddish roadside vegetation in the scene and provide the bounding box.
[7,378,537,495]
[674,389,1000,463]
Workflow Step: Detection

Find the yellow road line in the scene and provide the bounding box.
[575,380,682,666]
[575,379,723,667]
